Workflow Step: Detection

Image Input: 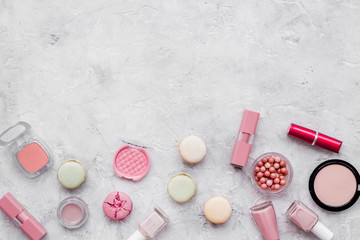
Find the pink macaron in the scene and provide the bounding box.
[103,191,133,220]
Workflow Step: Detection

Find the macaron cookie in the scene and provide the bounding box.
[179,136,206,164]
[57,160,86,189]
[103,191,133,220]
[204,196,232,224]
[167,173,196,203]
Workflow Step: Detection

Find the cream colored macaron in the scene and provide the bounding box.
[204,196,232,224]
[167,173,196,203]
[179,135,206,164]
[57,160,86,189]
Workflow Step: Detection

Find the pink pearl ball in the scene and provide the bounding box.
[257,161,264,167]
[269,158,275,164]
[277,169,281,173]
[262,158,268,163]
[274,163,280,169]
[280,160,286,167]
[264,171,270,177]
[258,181,262,186]
[260,166,266,172]
[255,166,260,172]
[266,180,273,186]
[265,162,271,168]
[260,177,266,183]
[255,176,259,181]
[280,179,286,186]
[261,184,268,189]
[271,185,276,190]
[257,172,264,178]
[270,173,276,179]
[279,176,285,180]
[275,157,281,163]
[281,167,287,174]
[269,167,276,173]
[274,184,280,190]
[283,170,288,176]
[274,178,280,184]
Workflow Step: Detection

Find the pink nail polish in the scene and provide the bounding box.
[250,201,280,240]
[127,206,168,240]
[286,200,333,240]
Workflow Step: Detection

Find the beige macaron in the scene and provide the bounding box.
[179,136,206,164]
[57,159,86,190]
[204,196,232,224]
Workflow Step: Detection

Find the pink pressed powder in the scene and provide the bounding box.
[61,203,83,224]
[17,142,49,173]
[314,164,357,207]
[309,159,360,212]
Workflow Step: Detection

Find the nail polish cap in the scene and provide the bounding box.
[127,230,146,240]
[231,110,260,167]
[311,221,334,240]
[0,193,47,240]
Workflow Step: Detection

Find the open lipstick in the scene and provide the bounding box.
[231,110,260,167]
[0,192,46,240]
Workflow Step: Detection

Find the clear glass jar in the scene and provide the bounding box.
[57,196,89,229]
[250,152,293,195]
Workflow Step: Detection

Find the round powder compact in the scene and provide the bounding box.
[179,136,206,164]
[309,159,360,211]
[113,145,150,181]
[57,196,89,229]
[204,196,232,224]
[103,191,133,220]
[167,173,196,203]
[57,160,86,189]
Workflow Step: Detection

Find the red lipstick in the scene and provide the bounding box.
[288,123,342,153]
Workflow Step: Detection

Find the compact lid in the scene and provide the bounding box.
[311,221,334,240]
[239,110,260,134]
[113,145,150,181]
[0,192,24,219]
[0,122,31,147]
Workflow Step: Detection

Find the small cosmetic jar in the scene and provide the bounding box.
[309,159,360,211]
[0,122,52,178]
[57,196,89,229]
[251,152,293,194]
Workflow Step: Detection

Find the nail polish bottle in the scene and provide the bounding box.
[286,200,333,240]
[250,201,280,240]
[127,206,168,240]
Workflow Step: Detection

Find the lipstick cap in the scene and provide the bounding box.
[0,193,46,240]
[0,193,24,219]
[288,123,342,153]
[240,110,260,134]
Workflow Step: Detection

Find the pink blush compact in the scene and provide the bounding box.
[0,122,52,178]
[113,145,150,181]
[17,142,49,173]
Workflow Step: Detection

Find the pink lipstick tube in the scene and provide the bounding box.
[231,110,260,167]
[0,192,46,240]
[288,123,342,153]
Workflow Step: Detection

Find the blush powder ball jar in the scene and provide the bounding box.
[309,159,360,212]
[250,152,293,195]
[57,196,89,229]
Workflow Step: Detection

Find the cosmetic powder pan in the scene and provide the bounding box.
[309,159,360,212]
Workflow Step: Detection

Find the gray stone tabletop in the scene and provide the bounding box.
[1,0,360,239]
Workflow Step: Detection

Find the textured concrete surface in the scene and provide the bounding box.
[1,0,360,239]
